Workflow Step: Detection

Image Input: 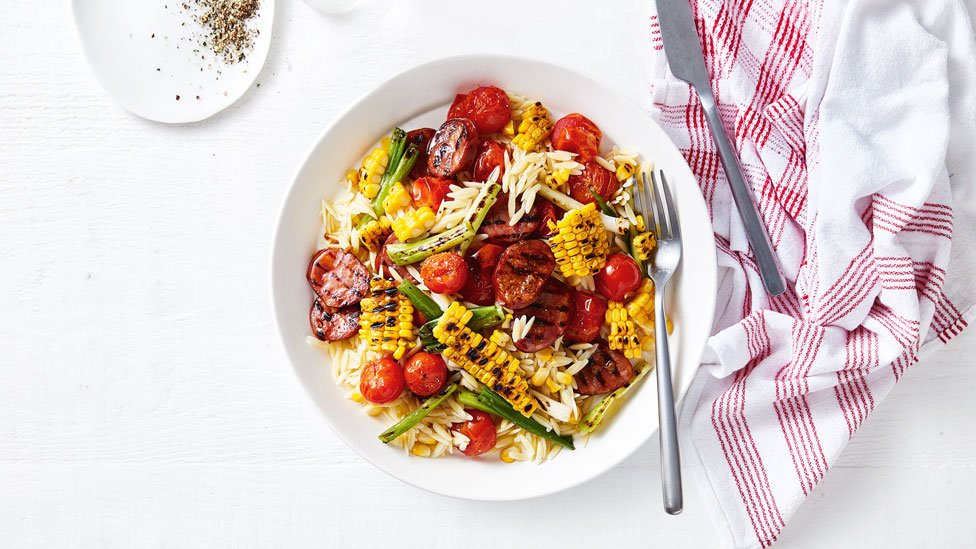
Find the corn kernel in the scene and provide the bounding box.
[500,446,519,463]
[383,182,411,214]
[545,379,562,394]
[555,371,573,386]
[417,433,437,445]
[380,136,391,152]
[412,443,432,457]
[531,367,549,387]
[616,159,637,181]
[350,390,365,403]
[364,404,382,416]
[345,169,359,187]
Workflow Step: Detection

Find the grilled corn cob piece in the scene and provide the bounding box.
[383,182,411,215]
[547,202,611,278]
[512,102,554,151]
[391,206,436,242]
[434,302,538,417]
[606,301,641,359]
[632,231,657,261]
[544,168,571,190]
[359,278,415,360]
[626,279,655,328]
[358,147,389,199]
[359,215,392,252]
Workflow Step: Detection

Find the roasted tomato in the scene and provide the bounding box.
[452,409,497,456]
[595,253,642,301]
[534,199,559,237]
[551,113,602,162]
[459,243,505,305]
[403,352,448,397]
[411,176,453,210]
[447,86,511,135]
[564,290,608,343]
[421,252,469,294]
[568,162,619,205]
[359,358,405,405]
[473,139,507,182]
[406,128,436,179]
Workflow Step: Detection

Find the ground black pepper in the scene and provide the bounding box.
[185,0,261,65]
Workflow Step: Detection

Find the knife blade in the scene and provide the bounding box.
[655,0,788,296]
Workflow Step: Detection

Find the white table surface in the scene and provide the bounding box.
[3,1,975,547]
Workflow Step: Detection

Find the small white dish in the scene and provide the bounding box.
[72,0,274,124]
[270,55,717,501]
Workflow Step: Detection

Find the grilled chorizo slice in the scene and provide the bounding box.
[310,299,360,341]
[512,279,573,353]
[427,118,478,177]
[493,239,555,309]
[307,248,370,308]
[574,343,634,395]
[479,193,543,245]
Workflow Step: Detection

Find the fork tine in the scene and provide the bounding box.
[660,171,680,243]
[650,171,670,240]
[640,171,658,237]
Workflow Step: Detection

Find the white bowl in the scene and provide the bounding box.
[271,55,717,501]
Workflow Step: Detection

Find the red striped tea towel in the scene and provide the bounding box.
[647,0,976,546]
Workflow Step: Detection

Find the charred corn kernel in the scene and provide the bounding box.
[411,443,432,457]
[606,301,642,359]
[545,378,561,394]
[359,215,392,252]
[391,206,436,241]
[345,169,359,187]
[380,136,392,152]
[544,168,571,190]
[531,367,549,387]
[350,389,365,403]
[358,147,388,199]
[635,214,646,232]
[435,302,538,417]
[616,159,637,181]
[500,445,519,463]
[626,279,655,327]
[417,433,437,445]
[632,231,657,261]
[364,404,382,416]
[547,202,611,278]
[512,102,554,151]
[555,371,573,386]
[359,278,415,360]
[383,182,411,214]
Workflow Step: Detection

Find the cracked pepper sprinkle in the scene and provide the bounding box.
[188,0,261,64]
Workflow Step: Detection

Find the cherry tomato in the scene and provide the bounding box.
[411,177,453,210]
[458,243,505,305]
[595,253,643,301]
[452,409,497,457]
[359,358,405,404]
[447,86,511,135]
[534,199,560,237]
[406,128,435,179]
[403,352,448,397]
[551,113,602,162]
[421,252,469,294]
[564,290,608,343]
[568,162,619,205]
[473,140,507,182]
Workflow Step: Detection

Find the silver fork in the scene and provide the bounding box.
[634,170,683,515]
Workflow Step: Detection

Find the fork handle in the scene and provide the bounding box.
[654,285,682,515]
[697,90,787,296]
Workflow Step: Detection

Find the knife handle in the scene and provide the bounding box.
[698,90,787,296]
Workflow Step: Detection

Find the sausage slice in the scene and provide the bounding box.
[375,233,418,284]
[310,299,360,341]
[493,239,555,309]
[513,279,573,353]
[307,248,370,308]
[479,193,544,245]
[427,118,478,177]
[574,343,634,395]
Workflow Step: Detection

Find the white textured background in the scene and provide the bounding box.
[2,1,975,547]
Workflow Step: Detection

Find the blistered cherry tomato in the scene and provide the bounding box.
[564,290,608,343]
[359,358,405,405]
[447,86,511,135]
[473,140,507,182]
[452,409,497,457]
[421,252,469,294]
[459,243,505,305]
[595,253,642,301]
[551,113,602,162]
[568,162,619,205]
[406,128,436,179]
[403,352,448,397]
[534,199,559,237]
[411,176,453,210]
